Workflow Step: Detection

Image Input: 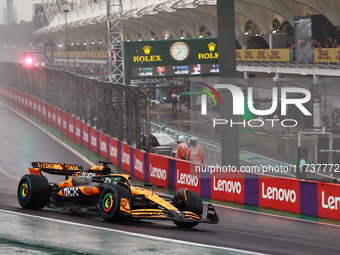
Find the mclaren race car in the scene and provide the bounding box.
[17,161,218,228]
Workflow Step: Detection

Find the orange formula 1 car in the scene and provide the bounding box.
[17,161,218,228]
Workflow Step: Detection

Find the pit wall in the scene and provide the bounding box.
[1,85,340,221]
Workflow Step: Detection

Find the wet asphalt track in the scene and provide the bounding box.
[1,104,340,254]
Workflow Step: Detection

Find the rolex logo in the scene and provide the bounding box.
[143,45,151,55]
[208,42,216,52]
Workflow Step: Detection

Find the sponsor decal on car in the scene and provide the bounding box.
[63,187,79,197]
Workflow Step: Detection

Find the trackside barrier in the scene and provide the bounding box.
[2,85,340,221]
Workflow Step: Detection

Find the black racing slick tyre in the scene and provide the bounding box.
[174,188,203,228]
[98,185,132,222]
[17,174,50,209]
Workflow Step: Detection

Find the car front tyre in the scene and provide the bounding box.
[174,188,203,228]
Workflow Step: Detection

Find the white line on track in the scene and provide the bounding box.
[2,102,340,229]
[0,209,265,255]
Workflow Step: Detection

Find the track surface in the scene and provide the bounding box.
[1,104,340,255]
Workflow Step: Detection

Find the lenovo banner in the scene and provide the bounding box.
[57,109,62,132]
[62,112,68,136]
[148,153,169,188]
[4,87,8,98]
[5,87,9,99]
[68,116,75,141]
[13,90,17,103]
[37,99,42,120]
[90,128,98,154]
[10,89,14,101]
[51,107,57,128]
[175,160,200,194]
[21,93,26,109]
[20,92,25,110]
[318,182,340,220]
[109,138,118,166]
[211,170,245,204]
[42,102,47,124]
[9,88,14,102]
[32,97,37,117]
[82,123,90,149]
[120,142,131,172]
[133,149,145,181]
[8,88,12,101]
[22,94,26,111]
[259,177,300,213]
[28,96,33,115]
[99,132,108,159]
[75,119,82,145]
[47,104,52,126]
[24,94,29,113]
[1,87,4,97]
[17,92,23,110]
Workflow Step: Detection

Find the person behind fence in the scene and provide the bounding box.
[175,136,188,160]
[177,93,181,111]
[187,136,205,164]
[172,90,178,111]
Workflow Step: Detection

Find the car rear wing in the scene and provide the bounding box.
[30,162,83,177]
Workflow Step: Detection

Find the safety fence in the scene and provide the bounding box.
[150,122,221,166]
[0,62,149,149]
[1,85,340,221]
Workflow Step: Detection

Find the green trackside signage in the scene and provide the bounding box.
[124,38,219,82]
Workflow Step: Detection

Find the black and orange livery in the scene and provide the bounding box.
[18,161,218,228]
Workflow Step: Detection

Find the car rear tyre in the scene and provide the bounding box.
[174,188,203,228]
[98,185,131,222]
[17,174,50,209]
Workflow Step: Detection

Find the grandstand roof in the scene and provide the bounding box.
[36,0,339,47]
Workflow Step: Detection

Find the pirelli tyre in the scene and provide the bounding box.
[17,174,50,209]
[98,184,132,222]
[174,188,203,228]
